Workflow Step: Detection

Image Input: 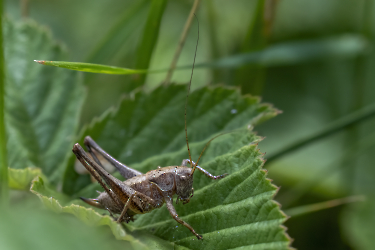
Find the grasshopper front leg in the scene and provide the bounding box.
[151,182,203,240]
[165,197,203,240]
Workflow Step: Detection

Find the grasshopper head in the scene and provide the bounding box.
[175,166,194,204]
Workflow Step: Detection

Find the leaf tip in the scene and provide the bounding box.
[34,60,46,64]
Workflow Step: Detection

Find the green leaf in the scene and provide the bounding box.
[8,167,44,190]
[0,206,135,250]
[30,175,187,250]
[132,145,291,249]
[63,84,278,195]
[52,140,290,249]
[3,173,134,250]
[56,83,290,248]
[31,175,133,240]
[3,19,85,182]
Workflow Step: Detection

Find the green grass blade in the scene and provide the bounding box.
[205,0,221,83]
[0,0,9,207]
[279,132,375,208]
[34,60,154,75]
[86,0,148,64]
[193,35,368,69]
[35,35,367,77]
[133,0,168,86]
[235,0,268,95]
[267,102,375,163]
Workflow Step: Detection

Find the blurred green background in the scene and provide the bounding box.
[3,0,375,249]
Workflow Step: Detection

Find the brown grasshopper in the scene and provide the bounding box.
[72,21,227,240]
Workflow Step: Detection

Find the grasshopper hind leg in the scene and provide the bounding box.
[83,136,142,179]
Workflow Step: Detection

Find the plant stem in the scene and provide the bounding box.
[267,102,375,163]
[0,0,9,207]
[21,0,29,18]
[285,195,365,217]
[133,0,168,87]
[164,0,201,85]
[205,0,220,84]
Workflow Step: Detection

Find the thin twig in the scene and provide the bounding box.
[21,0,29,18]
[264,0,278,37]
[164,0,201,85]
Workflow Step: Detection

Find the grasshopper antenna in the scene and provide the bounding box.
[195,132,231,166]
[185,14,199,175]
[196,127,248,166]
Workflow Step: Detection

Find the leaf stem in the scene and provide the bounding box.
[164,0,201,85]
[267,102,375,163]
[0,0,9,207]
[285,195,365,217]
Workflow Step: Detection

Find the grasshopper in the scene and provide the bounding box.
[72,20,227,240]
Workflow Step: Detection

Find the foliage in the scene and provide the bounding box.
[3,0,375,249]
[3,18,84,183]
